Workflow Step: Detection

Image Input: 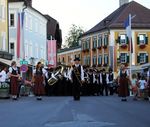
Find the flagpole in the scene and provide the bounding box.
[129,14,132,81]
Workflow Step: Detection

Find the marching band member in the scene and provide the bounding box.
[70,57,84,101]
[8,61,20,100]
[101,68,108,96]
[107,68,114,95]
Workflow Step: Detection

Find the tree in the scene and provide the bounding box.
[65,24,84,48]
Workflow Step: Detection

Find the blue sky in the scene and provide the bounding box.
[32,0,150,44]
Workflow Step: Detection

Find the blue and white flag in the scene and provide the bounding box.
[124,14,133,53]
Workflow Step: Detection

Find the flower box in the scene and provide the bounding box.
[139,44,146,49]
[97,46,102,49]
[120,44,127,49]
[103,45,107,49]
[0,82,10,99]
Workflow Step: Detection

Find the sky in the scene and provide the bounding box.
[32,0,150,45]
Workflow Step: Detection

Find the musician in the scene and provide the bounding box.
[8,61,20,100]
[88,69,94,96]
[107,68,114,95]
[32,62,45,100]
[0,67,7,83]
[70,57,84,100]
[101,68,108,96]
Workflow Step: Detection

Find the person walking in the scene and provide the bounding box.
[70,57,84,101]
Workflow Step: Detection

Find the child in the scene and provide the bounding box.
[131,74,138,100]
[138,75,147,99]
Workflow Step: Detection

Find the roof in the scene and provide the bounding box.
[57,46,81,53]
[82,1,150,37]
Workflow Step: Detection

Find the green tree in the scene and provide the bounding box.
[65,24,84,48]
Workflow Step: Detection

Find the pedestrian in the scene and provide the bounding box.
[8,61,20,100]
[118,64,129,101]
[131,73,138,100]
[32,62,45,100]
[0,67,7,83]
[147,68,150,101]
[138,75,147,99]
[70,57,84,101]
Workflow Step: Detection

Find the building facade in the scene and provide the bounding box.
[9,0,47,66]
[81,1,150,72]
[0,0,8,52]
[57,46,81,66]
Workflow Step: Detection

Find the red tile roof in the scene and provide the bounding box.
[82,1,150,37]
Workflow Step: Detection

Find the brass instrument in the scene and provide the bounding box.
[48,65,65,86]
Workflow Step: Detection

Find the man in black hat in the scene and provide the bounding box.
[70,57,84,100]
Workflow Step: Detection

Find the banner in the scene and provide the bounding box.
[47,40,57,67]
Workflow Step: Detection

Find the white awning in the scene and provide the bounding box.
[0,58,21,67]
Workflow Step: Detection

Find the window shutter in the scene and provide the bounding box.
[137,37,140,45]
[145,37,148,44]
[146,54,148,63]
[118,36,120,44]
[127,55,129,63]
[107,56,109,64]
[126,36,129,44]
[137,54,140,63]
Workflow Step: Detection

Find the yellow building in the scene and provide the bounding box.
[81,1,150,72]
[57,46,81,66]
[0,0,8,52]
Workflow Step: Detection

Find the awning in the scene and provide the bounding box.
[0,58,21,67]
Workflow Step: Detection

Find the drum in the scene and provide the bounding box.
[0,82,10,99]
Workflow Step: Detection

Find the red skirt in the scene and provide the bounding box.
[34,75,45,96]
[119,77,129,97]
[10,77,19,95]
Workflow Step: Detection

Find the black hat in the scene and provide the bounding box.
[74,57,80,61]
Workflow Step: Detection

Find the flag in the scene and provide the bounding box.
[17,13,21,58]
[124,14,133,53]
[47,39,57,67]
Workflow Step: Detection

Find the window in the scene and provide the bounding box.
[104,35,108,46]
[98,55,102,65]
[120,53,129,63]
[137,34,148,45]
[83,56,86,65]
[120,34,126,44]
[92,37,97,49]
[2,5,5,20]
[137,53,148,64]
[62,57,65,63]
[87,56,90,65]
[1,32,6,51]
[68,56,70,63]
[98,35,102,47]
[104,54,109,64]
[93,56,97,65]
[10,42,14,55]
[10,13,15,27]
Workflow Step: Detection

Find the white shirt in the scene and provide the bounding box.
[0,70,7,82]
[138,80,147,90]
[9,67,18,74]
[70,65,84,81]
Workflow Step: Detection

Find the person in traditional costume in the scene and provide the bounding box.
[107,68,114,95]
[118,64,129,101]
[8,61,20,100]
[32,62,45,100]
[101,68,108,96]
[70,57,84,100]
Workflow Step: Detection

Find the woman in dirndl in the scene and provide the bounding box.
[118,64,129,101]
[33,62,45,100]
[9,61,20,100]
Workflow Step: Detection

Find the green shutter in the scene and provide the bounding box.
[126,37,129,44]
[137,37,140,45]
[146,55,148,63]
[118,36,120,44]
[107,56,109,64]
[127,55,129,63]
[145,37,148,44]
[137,55,140,63]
